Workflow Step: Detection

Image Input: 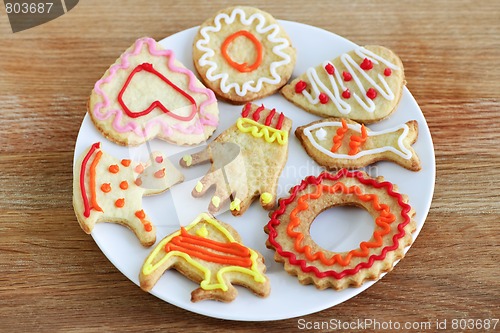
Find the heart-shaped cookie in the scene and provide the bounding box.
[89,37,219,146]
[281,45,405,123]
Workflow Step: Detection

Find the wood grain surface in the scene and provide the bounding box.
[1,0,498,331]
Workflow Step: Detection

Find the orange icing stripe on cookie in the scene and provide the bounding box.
[331,119,349,152]
[348,124,368,155]
[164,228,252,267]
[287,182,396,266]
[221,30,263,73]
[89,151,103,213]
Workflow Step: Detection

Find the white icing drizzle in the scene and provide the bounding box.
[304,121,412,160]
[315,127,327,141]
[301,47,400,113]
[195,8,292,96]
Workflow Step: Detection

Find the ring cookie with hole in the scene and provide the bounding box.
[281,45,405,123]
[73,142,184,247]
[140,213,270,302]
[89,37,219,146]
[193,6,296,104]
[265,169,416,290]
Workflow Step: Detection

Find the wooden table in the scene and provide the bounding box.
[1,0,498,331]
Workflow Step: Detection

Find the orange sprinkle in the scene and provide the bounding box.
[121,159,131,167]
[154,168,165,178]
[144,223,153,232]
[109,164,119,173]
[135,210,146,219]
[115,198,125,208]
[100,183,111,193]
[119,181,129,190]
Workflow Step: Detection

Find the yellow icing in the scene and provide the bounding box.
[142,213,266,291]
[230,198,241,211]
[236,118,288,145]
[211,196,221,208]
[196,225,208,237]
[195,181,203,193]
[260,192,273,205]
[182,155,193,166]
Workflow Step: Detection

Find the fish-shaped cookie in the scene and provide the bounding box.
[282,45,405,123]
[73,142,184,246]
[140,212,270,302]
[295,118,421,171]
[180,103,292,216]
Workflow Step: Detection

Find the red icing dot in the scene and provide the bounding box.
[366,88,377,99]
[155,156,163,163]
[319,93,329,104]
[360,58,373,70]
[342,71,352,81]
[324,63,335,75]
[342,89,351,99]
[384,68,392,76]
[154,168,165,178]
[295,80,307,93]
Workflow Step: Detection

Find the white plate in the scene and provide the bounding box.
[74,21,435,321]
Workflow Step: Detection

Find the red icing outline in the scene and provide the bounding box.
[80,142,101,218]
[117,63,197,121]
[266,169,412,279]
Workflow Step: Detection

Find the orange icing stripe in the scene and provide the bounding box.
[89,151,103,213]
[221,30,263,73]
[164,228,252,267]
[331,119,349,152]
[287,182,396,266]
[348,124,368,155]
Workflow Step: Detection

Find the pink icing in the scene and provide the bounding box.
[92,37,218,137]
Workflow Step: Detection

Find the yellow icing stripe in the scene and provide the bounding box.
[236,118,288,145]
[141,213,266,291]
[195,181,203,193]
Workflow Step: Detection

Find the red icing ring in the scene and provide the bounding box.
[266,169,413,282]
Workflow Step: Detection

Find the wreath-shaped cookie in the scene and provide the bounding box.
[265,169,416,290]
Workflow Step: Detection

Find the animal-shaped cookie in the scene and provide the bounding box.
[89,37,219,146]
[282,45,405,123]
[73,142,184,246]
[140,213,270,302]
[193,6,296,104]
[296,117,421,171]
[180,103,292,216]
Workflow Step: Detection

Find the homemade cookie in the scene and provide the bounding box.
[282,45,405,123]
[89,37,219,146]
[193,6,296,104]
[140,212,270,302]
[73,142,184,246]
[265,169,416,290]
[180,103,292,216]
[296,117,421,171]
